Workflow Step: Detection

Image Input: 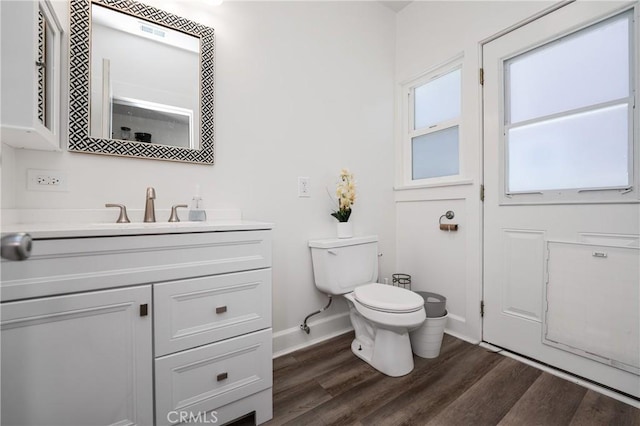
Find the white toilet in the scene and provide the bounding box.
[309,235,426,377]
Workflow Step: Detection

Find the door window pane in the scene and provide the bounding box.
[508,104,629,192]
[507,12,630,124]
[412,126,459,180]
[414,68,461,129]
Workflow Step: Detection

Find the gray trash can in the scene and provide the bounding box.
[419,292,446,318]
[410,292,448,358]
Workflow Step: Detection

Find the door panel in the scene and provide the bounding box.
[500,229,545,322]
[544,241,639,375]
[483,1,640,397]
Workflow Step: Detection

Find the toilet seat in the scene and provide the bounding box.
[354,283,424,313]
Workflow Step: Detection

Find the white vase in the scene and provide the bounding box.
[336,222,353,239]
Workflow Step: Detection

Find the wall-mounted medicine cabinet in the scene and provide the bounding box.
[1,0,63,151]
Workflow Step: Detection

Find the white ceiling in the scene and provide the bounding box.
[379,1,412,13]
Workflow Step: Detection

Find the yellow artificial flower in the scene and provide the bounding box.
[331,168,356,222]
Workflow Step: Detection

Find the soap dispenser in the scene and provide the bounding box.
[188,185,207,221]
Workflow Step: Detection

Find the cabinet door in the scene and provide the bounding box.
[0,0,62,151]
[1,286,153,426]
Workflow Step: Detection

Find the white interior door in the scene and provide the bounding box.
[483,1,640,398]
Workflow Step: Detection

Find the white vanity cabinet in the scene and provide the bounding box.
[0,0,63,151]
[1,226,273,426]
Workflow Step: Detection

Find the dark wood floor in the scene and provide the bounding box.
[265,332,640,426]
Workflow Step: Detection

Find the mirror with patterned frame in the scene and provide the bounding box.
[68,0,215,164]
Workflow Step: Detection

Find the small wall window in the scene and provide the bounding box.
[403,64,462,183]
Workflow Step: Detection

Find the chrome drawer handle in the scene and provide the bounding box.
[215,306,227,314]
[217,372,228,381]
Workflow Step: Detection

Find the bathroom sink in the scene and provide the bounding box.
[89,221,203,228]
[1,209,274,239]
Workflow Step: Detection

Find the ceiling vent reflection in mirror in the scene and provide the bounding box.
[68,0,215,164]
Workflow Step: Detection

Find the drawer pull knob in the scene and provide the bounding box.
[217,372,228,381]
[216,306,227,314]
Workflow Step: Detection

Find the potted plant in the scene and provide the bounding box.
[331,168,356,238]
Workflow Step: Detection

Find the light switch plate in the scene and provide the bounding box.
[298,177,310,197]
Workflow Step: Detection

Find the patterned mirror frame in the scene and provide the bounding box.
[68,0,215,164]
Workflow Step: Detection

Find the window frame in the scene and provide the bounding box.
[400,57,464,187]
[498,7,638,205]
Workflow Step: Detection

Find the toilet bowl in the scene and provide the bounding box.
[308,236,426,377]
[345,283,425,376]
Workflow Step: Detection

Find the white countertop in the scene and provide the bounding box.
[1,209,273,239]
[2,220,274,239]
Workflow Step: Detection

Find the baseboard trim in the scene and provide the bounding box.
[478,342,640,409]
[272,323,476,360]
[444,328,480,345]
[272,312,352,359]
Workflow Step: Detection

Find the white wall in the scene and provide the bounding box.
[394,1,554,342]
[2,0,570,354]
[2,1,397,354]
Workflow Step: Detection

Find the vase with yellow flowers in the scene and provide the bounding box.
[331,168,356,238]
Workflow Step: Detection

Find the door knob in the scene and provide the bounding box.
[1,233,33,261]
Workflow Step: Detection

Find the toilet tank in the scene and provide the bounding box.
[308,235,379,295]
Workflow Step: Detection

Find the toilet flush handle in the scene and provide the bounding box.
[328,250,338,255]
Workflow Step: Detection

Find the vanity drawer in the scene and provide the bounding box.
[155,328,272,426]
[154,269,272,356]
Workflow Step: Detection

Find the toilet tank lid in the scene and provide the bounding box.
[308,235,378,248]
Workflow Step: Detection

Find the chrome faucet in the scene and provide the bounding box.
[144,187,156,222]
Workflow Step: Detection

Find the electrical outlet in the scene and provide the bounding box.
[298,177,310,197]
[27,169,68,192]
